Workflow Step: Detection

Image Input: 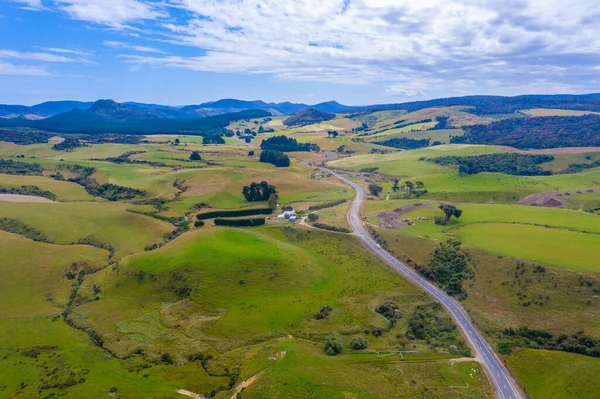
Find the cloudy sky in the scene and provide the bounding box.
[1,0,600,105]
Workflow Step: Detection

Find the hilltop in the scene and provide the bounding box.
[283,109,336,127]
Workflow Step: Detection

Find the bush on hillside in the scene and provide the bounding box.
[260,150,290,167]
[324,334,344,356]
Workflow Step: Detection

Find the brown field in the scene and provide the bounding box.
[0,194,56,203]
[521,108,600,117]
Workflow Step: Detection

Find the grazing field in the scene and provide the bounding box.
[0,231,108,318]
[521,108,600,117]
[457,223,600,272]
[0,173,93,201]
[507,349,600,399]
[0,202,174,258]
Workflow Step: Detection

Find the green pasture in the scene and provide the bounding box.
[507,349,600,399]
[0,231,108,318]
[0,173,93,201]
[0,202,173,258]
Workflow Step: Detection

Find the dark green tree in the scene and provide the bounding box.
[189,151,201,161]
[368,183,383,197]
[349,336,368,350]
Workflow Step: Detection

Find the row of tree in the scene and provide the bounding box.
[423,153,554,176]
[260,135,319,152]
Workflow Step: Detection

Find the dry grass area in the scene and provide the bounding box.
[0,194,56,203]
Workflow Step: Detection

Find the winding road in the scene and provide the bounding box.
[320,166,525,399]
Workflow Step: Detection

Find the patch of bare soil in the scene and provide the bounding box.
[229,370,266,399]
[519,188,600,208]
[176,389,207,399]
[0,194,55,203]
[500,146,600,155]
[377,202,432,228]
[288,131,329,138]
[48,136,65,144]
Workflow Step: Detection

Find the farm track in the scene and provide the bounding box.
[320,165,526,399]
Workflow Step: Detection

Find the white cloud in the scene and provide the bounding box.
[39,47,91,56]
[7,0,600,96]
[0,49,92,63]
[103,41,164,53]
[53,0,161,26]
[7,0,44,10]
[0,62,49,76]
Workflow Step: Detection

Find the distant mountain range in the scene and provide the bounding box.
[2,94,600,136]
[0,98,355,120]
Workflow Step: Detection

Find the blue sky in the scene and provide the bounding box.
[1,0,600,106]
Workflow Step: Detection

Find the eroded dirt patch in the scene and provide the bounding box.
[0,194,55,203]
[519,188,600,208]
[377,202,434,228]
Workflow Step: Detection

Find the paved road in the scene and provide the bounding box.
[320,166,525,399]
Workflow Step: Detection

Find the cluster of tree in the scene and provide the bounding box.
[257,125,275,133]
[93,151,172,168]
[214,218,266,227]
[308,199,347,211]
[260,135,319,152]
[327,130,339,138]
[416,240,472,299]
[0,217,50,242]
[202,135,226,144]
[0,159,43,175]
[311,223,351,233]
[499,327,600,357]
[70,176,146,201]
[194,220,205,228]
[283,109,336,127]
[392,179,427,197]
[52,138,85,151]
[430,116,451,130]
[561,159,600,174]
[452,115,600,149]
[375,300,403,328]
[260,149,290,167]
[368,183,383,197]
[196,207,273,220]
[376,137,431,149]
[65,166,145,201]
[423,153,554,176]
[189,151,202,161]
[314,305,333,320]
[406,302,471,355]
[392,118,433,129]
[0,128,53,144]
[358,94,600,116]
[434,204,463,225]
[242,181,278,202]
[0,185,56,200]
[0,108,271,135]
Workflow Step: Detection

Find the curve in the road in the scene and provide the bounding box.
[320,166,525,399]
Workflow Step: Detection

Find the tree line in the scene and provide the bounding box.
[452,115,600,149]
[260,135,319,152]
[422,153,554,176]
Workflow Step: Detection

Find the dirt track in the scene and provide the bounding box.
[519,188,600,208]
[377,202,436,228]
[0,194,55,203]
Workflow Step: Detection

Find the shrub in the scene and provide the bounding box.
[315,306,333,320]
[312,223,350,233]
[189,151,202,161]
[324,334,344,356]
[307,213,319,222]
[349,336,368,350]
[197,208,273,220]
[308,199,347,211]
[194,221,205,227]
[375,301,403,320]
[214,218,266,227]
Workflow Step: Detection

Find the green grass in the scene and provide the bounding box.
[0,173,93,201]
[366,128,463,144]
[457,223,600,271]
[507,349,600,399]
[0,231,108,318]
[0,202,174,259]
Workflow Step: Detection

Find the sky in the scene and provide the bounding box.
[1,0,600,106]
